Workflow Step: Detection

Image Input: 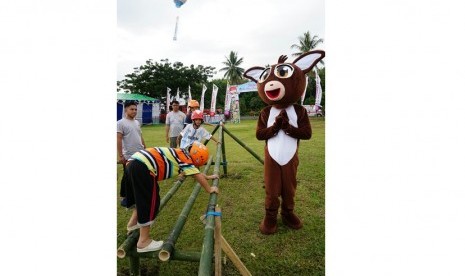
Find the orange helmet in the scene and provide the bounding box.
[188,100,200,108]
[189,141,209,166]
[191,110,204,120]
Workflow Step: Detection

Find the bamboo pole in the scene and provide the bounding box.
[117,230,139,259]
[126,248,203,262]
[204,124,220,146]
[158,158,214,262]
[222,126,264,164]
[199,212,251,275]
[220,235,252,276]
[214,206,222,276]
[117,176,187,258]
[129,252,140,276]
[159,175,186,208]
[220,128,228,175]
[198,126,223,275]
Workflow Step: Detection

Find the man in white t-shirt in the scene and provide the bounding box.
[117,101,146,206]
[165,100,186,148]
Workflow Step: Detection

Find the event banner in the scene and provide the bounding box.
[166,87,171,111]
[236,81,257,93]
[210,83,218,115]
[224,84,236,113]
[200,84,207,112]
[314,69,322,107]
[224,84,241,123]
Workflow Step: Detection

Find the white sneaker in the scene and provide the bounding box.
[137,240,164,253]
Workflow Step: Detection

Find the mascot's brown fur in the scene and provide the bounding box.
[244,50,325,234]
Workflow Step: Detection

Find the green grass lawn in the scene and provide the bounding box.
[117,117,325,275]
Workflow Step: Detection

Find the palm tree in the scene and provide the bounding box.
[290,31,324,69]
[219,51,245,85]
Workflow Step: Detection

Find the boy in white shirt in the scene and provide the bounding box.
[178,110,221,149]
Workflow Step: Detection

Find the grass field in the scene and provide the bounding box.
[117,117,325,275]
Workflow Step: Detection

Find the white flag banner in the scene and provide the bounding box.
[314,68,322,108]
[188,85,192,103]
[166,87,171,111]
[176,88,180,101]
[200,84,207,112]
[225,84,237,114]
[210,83,218,115]
[301,75,309,105]
[225,84,231,112]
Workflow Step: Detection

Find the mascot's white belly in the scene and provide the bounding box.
[267,106,298,165]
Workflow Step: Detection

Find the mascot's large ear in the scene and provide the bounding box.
[243,66,265,83]
[293,50,325,74]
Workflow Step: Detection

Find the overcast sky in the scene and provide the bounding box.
[117,0,325,81]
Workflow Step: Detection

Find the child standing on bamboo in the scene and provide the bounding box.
[124,141,219,253]
[178,110,221,149]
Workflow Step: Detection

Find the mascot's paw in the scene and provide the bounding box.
[259,216,278,235]
[282,212,303,229]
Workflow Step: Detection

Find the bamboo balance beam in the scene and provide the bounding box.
[126,248,203,262]
[222,126,264,164]
[199,214,252,276]
[214,206,222,276]
[117,172,188,258]
[198,126,223,275]
[158,157,214,262]
[204,124,220,146]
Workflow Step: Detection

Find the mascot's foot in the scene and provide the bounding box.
[281,212,303,230]
[259,216,277,235]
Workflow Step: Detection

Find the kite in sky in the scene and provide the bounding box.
[173,0,187,40]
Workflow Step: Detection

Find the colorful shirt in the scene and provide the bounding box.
[179,124,212,149]
[129,147,200,181]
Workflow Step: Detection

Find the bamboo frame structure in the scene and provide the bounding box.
[198,126,223,275]
[158,157,214,261]
[118,123,254,275]
[222,126,264,164]
[126,248,202,262]
[214,206,222,276]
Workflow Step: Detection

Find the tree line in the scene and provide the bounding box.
[117,31,325,115]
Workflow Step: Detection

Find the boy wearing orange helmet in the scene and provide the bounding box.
[178,110,221,149]
[124,141,219,253]
[184,99,200,127]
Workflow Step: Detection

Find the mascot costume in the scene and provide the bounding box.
[244,50,325,234]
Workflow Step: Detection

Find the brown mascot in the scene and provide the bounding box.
[243,50,325,234]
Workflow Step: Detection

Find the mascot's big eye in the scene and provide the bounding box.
[258,68,271,83]
[274,64,294,78]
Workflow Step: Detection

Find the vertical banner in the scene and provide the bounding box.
[301,75,309,105]
[314,68,322,110]
[200,84,207,112]
[188,85,192,103]
[231,93,240,123]
[210,83,218,116]
[176,87,180,101]
[224,84,236,116]
[166,87,171,111]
